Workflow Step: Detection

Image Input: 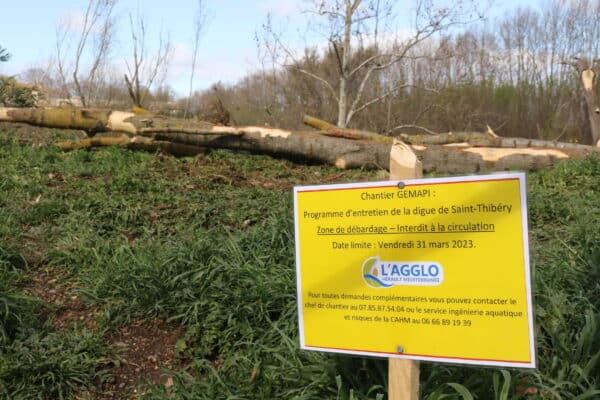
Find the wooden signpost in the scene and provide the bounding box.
[293,141,535,399]
[388,140,422,399]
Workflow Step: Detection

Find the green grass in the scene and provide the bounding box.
[0,328,111,399]
[0,245,40,345]
[0,125,598,399]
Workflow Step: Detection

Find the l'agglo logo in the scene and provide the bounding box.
[362,256,444,288]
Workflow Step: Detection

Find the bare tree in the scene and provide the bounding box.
[20,63,61,95]
[124,9,172,108]
[184,0,209,118]
[55,0,117,107]
[54,23,73,98]
[261,0,481,127]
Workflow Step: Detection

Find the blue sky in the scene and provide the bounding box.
[0,1,539,97]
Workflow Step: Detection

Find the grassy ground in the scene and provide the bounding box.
[0,122,598,399]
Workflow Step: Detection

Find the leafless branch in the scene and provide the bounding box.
[184,0,209,119]
[71,0,116,107]
[347,83,415,123]
[54,24,72,98]
[286,65,340,101]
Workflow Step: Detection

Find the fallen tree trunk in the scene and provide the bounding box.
[57,132,583,172]
[0,107,393,168]
[302,114,391,142]
[414,145,581,173]
[56,129,392,169]
[0,106,215,135]
[304,113,600,153]
[56,134,207,157]
[399,132,597,152]
[1,106,598,172]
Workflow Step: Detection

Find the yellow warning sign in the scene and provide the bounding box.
[293,173,535,368]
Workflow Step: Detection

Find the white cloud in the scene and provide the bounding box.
[164,42,193,94]
[170,42,195,73]
[259,0,302,17]
[164,41,254,95]
[59,10,88,32]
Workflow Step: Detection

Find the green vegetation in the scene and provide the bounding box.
[0,76,39,107]
[0,46,9,63]
[0,125,598,399]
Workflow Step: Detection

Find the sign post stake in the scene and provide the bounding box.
[388,140,423,400]
[294,140,535,397]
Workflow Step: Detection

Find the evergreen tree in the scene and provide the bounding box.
[0,46,10,62]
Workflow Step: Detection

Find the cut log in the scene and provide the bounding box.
[400,131,498,146]
[303,114,392,142]
[400,132,599,153]
[413,145,577,173]
[134,127,393,169]
[0,106,111,132]
[56,135,207,157]
[0,107,217,135]
[302,114,335,131]
[390,140,423,179]
[304,113,599,154]
[1,106,597,173]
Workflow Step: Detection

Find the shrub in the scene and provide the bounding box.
[0,76,40,107]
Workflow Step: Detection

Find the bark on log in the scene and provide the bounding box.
[303,114,392,142]
[1,106,597,173]
[56,135,207,157]
[135,127,392,169]
[304,113,599,154]
[0,106,111,132]
[400,132,599,153]
[0,106,217,135]
[413,145,578,173]
[302,114,335,131]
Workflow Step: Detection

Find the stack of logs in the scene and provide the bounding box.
[0,106,598,173]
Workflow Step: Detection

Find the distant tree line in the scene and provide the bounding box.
[184,0,600,144]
